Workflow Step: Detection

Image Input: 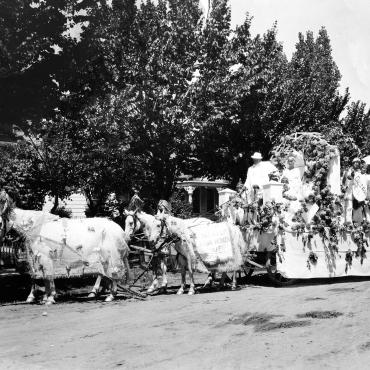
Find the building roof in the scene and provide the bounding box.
[176,177,230,188]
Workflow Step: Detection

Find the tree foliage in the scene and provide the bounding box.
[1,0,369,210]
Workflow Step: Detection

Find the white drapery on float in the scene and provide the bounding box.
[200,132,370,280]
[277,230,370,279]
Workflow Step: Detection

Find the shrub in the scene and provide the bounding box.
[169,189,193,219]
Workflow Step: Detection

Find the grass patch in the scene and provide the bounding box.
[228,312,278,326]
[296,310,343,319]
[224,313,310,332]
[242,313,278,326]
[359,342,370,351]
[327,287,358,293]
[255,320,311,332]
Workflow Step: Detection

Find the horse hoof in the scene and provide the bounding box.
[46,297,55,305]
[176,288,184,295]
[26,296,35,304]
[42,295,48,303]
[147,280,159,293]
[105,294,115,302]
[188,288,195,295]
[88,291,97,298]
[231,285,237,291]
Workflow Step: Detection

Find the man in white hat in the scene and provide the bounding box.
[244,152,269,203]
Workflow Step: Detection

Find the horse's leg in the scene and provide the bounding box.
[147,275,159,293]
[105,279,117,302]
[45,277,56,305]
[231,271,237,291]
[187,257,196,296]
[26,280,37,303]
[160,258,168,290]
[42,278,50,303]
[147,256,160,293]
[88,275,102,298]
[176,255,187,295]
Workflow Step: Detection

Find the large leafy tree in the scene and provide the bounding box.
[81,0,203,205]
[341,100,370,152]
[0,0,95,139]
[12,114,83,211]
[2,0,367,212]
[0,143,46,209]
[190,7,287,185]
[265,28,349,141]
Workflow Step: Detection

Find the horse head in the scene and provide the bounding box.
[145,212,169,247]
[124,209,140,239]
[0,190,12,239]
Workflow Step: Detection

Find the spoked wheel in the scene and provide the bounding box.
[266,263,297,287]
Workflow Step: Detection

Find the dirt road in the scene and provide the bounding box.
[2,274,370,370]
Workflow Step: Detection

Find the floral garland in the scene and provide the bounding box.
[216,132,367,271]
[271,132,367,267]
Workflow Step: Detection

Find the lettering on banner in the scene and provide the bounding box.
[194,223,233,261]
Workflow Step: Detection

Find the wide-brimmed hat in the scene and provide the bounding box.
[251,152,263,160]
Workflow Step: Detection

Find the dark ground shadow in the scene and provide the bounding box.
[3,269,370,305]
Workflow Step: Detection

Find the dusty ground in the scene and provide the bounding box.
[2,273,370,370]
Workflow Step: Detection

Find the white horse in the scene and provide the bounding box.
[144,213,216,295]
[149,213,250,293]
[125,209,214,295]
[124,210,171,293]
[0,196,130,304]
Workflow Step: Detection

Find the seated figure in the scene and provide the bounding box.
[282,156,303,201]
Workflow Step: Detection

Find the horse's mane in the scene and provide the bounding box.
[128,194,144,211]
[136,211,155,224]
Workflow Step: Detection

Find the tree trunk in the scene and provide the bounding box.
[51,194,59,214]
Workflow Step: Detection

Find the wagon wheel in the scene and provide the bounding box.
[128,244,155,290]
[266,253,297,287]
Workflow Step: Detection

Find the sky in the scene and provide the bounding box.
[229,0,370,106]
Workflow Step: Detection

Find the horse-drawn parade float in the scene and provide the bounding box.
[1,132,370,304]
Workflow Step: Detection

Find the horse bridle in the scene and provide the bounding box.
[126,212,141,240]
[0,215,6,242]
[152,216,182,252]
[154,217,167,247]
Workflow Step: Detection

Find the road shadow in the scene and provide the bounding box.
[3,269,370,305]
[246,272,370,289]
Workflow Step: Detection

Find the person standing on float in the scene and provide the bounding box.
[342,158,364,224]
[243,152,269,204]
[352,160,368,223]
[282,156,303,200]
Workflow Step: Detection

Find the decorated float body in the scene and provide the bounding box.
[191,132,369,285]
